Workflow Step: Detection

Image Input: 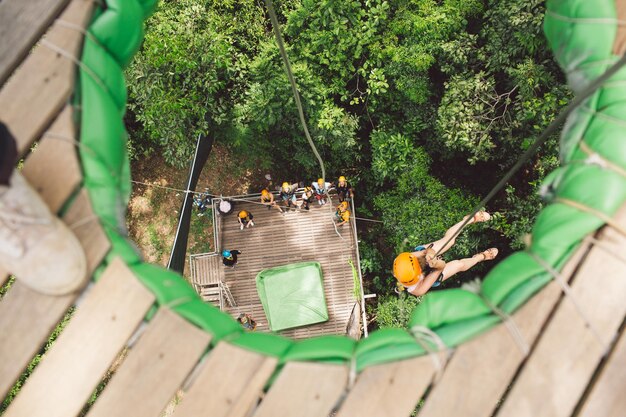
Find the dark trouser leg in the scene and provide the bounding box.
[0,122,18,186]
[338,191,346,202]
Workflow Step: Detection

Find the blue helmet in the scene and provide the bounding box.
[222,250,232,258]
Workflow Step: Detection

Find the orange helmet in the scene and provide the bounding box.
[393,252,422,287]
[261,189,270,196]
[238,210,248,219]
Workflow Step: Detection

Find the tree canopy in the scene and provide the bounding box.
[125,0,569,328]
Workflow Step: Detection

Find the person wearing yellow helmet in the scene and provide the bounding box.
[393,211,498,296]
[237,210,255,230]
[334,201,351,226]
[335,175,353,203]
[312,178,331,205]
[279,182,298,211]
[260,188,282,213]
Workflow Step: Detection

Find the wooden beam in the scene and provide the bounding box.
[335,356,434,417]
[578,327,626,417]
[0,0,71,87]
[87,308,211,417]
[418,241,590,417]
[0,269,9,288]
[0,0,94,157]
[496,207,626,417]
[0,283,75,400]
[173,342,277,417]
[22,105,82,214]
[252,362,348,417]
[62,190,110,274]
[4,258,155,417]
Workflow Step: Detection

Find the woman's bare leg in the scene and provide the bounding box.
[440,257,482,281]
[440,247,498,281]
[428,213,489,255]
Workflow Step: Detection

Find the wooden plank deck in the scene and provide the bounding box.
[191,196,361,339]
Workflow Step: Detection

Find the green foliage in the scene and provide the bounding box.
[373,142,485,260]
[125,0,570,330]
[127,0,266,167]
[375,293,422,329]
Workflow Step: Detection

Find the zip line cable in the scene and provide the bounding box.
[433,51,626,258]
[264,0,326,182]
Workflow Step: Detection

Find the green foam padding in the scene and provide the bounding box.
[282,335,356,364]
[256,262,329,332]
[229,332,293,358]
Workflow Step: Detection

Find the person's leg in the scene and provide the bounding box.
[0,122,18,186]
[428,212,491,255]
[440,248,499,281]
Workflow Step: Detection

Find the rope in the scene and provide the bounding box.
[527,251,606,348]
[462,279,530,355]
[586,236,626,266]
[554,197,626,238]
[40,39,113,99]
[410,325,450,381]
[433,51,626,258]
[579,140,626,179]
[264,0,326,181]
[480,296,530,356]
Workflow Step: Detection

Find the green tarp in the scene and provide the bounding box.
[256,262,329,332]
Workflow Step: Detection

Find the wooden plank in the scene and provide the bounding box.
[4,258,155,417]
[87,308,211,417]
[63,190,111,274]
[335,356,434,417]
[0,0,94,157]
[418,241,590,417]
[0,0,71,87]
[0,269,8,288]
[0,282,76,400]
[496,207,626,417]
[173,342,277,417]
[252,362,348,417]
[578,327,626,417]
[22,105,81,213]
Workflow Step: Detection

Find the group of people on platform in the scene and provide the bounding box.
[259,176,354,226]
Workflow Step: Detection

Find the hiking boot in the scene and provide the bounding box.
[0,171,87,295]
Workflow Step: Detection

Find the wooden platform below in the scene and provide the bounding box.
[190,196,364,339]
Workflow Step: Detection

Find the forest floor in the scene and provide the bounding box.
[127,143,262,277]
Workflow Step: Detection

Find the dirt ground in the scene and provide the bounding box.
[127,144,263,277]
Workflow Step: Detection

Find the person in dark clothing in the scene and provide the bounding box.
[222,249,242,268]
[237,210,255,230]
[335,175,354,203]
[0,122,18,186]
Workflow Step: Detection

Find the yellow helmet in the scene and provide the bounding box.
[317,178,325,186]
[393,252,422,287]
[282,182,290,190]
[339,201,348,210]
[261,189,270,196]
[238,210,248,219]
[339,175,346,182]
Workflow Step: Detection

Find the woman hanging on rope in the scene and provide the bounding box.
[393,212,498,296]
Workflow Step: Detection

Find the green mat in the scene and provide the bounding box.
[256,262,329,332]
